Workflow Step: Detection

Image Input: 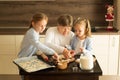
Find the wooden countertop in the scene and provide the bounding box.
[0,27,119,35]
[0,28,27,35]
[0,28,46,35]
[92,27,119,35]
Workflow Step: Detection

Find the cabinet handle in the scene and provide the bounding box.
[112,37,115,47]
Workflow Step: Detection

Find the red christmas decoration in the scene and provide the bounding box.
[105,5,114,30]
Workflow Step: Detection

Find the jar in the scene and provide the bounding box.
[79,53,93,70]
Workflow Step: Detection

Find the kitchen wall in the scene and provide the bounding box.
[0,0,113,29]
[0,0,120,76]
[114,0,120,30]
[114,0,120,75]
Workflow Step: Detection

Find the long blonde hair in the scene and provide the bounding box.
[73,17,91,37]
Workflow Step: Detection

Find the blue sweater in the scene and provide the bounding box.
[70,35,93,55]
[18,28,55,58]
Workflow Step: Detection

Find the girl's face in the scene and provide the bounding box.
[74,23,86,38]
[32,19,47,33]
[57,26,71,36]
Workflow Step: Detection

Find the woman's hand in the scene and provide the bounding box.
[63,48,70,59]
[63,48,75,59]
[52,53,59,62]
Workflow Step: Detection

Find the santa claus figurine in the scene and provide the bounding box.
[105,5,114,30]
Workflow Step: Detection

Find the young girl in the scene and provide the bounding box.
[18,13,59,61]
[70,17,93,55]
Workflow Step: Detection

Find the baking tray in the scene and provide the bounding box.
[13,56,55,73]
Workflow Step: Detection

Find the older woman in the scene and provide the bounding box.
[45,14,74,58]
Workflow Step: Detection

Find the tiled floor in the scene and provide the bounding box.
[0,75,120,80]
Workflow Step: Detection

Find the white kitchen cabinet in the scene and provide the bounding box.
[16,34,119,75]
[0,35,18,74]
[92,34,119,75]
[39,35,45,43]
[0,35,46,74]
[0,34,119,75]
[119,52,120,76]
[0,35,16,55]
[108,35,119,75]
[15,35,24,55]
[0,54,19,74]
[92,35,109,75]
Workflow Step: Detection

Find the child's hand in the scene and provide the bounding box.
[79,47,84,53]
[70,50,75,57]
[52,53,59,62]
[40,53,48,61]
[36,50,48,61]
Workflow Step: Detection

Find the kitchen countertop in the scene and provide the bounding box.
[91,27,119,35]
[0,28,46,35]
[0,27,119,35]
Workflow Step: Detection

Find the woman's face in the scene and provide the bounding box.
[74,23,86,38]
[32,19,47,33]
[57,26,71,36]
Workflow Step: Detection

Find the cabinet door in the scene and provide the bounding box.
[0,35,16,54]
[92,35,109,75]
[39,35,45,43]
[108,35,119,75]
[15,35,24,55]
[0,54,19,74]
[0,35,18,74]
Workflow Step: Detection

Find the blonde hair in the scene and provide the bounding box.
[73,17,91,37]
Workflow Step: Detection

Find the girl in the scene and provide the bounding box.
[71,17,93,55]
[18,13,59,61]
